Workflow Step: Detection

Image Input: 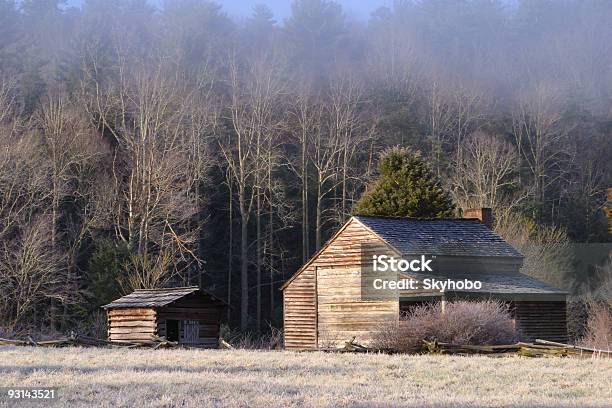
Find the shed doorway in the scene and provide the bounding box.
[166,319,179,342]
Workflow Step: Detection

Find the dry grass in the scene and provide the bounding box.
[0,346,611,408]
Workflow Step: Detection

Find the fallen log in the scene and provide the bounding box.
[219,338,234,350]
[0,334,179,349]
[0,338,27,346]
[535,339,612,356]
[422,340,521,355]
[420,339,610,358]
[344,337,368,352]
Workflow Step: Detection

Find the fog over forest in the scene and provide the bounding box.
[0,0,610,333]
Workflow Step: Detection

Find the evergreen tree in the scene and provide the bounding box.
[354,147,455,218]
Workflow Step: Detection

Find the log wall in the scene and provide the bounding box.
[317,265,398,348]
[283,218,398,350]
[283,267,317,349]
[512,300,568,343]
[107,308,157,343]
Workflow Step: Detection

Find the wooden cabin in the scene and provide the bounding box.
[102,286,225,347]
[281,209,568,350]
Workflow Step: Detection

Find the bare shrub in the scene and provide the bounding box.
[222,324,284,350]
[567,298,590,343]
[580,300,612,351]
[373,300,519,352]
[72,310,108,339]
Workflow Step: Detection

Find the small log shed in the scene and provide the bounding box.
[102,286,226,347]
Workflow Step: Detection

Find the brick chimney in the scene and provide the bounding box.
[463,208,493,229]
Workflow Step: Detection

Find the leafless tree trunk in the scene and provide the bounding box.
[226,173,233,322]
[288,90,315,261]
[426,81,453,177]
[448,83,487,168]
[512,84,570,219]
[312,117,342,251]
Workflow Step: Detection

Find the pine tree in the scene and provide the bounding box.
[354,147,455,218]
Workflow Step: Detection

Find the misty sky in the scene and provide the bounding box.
[216,0,395,20]
[65,0,396,20]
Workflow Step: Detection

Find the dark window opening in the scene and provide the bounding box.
[166,319,179,342]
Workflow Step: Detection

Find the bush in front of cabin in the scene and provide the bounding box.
[373,300,519,352]
[580,299,612,351]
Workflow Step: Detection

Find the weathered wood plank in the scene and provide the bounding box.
[108,316,156,323]
[108,332,156,341]
[108,322,155,329]
[109,328,156,335]
[108,308,156,317]
[284,265,317,350]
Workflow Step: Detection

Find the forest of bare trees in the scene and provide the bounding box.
[0,0,610,334]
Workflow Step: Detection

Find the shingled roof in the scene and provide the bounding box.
[102,287,223,309]
[355,215,522,258]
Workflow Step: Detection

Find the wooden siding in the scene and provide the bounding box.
[156,293,223,348]
[318,265,398,348]
[283,267,317,349]
[283,218,399,350]
[107,308,157,343]
[512,301,568,343]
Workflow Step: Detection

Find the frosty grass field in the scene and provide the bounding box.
[0,346,610,407]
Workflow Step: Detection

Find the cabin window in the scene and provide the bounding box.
[166,319,179,342]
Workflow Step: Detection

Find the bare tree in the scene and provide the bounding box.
[495,212,573,290]
[366,14,421,103]
[512,84,571,219]
[0,216,68,332]
[426,80,454,177]
[36,92,103,244]
[451,131,522,213]
[82,52,204,290]
[219,55,284,330]
[310,99,342,251]
[448,83,487,167]
[251,57,285,331]
[289,78,370,252]
[328,75,367,222]
[35,91,109,325]
[0,113,71,331]
[287,88,316,261]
